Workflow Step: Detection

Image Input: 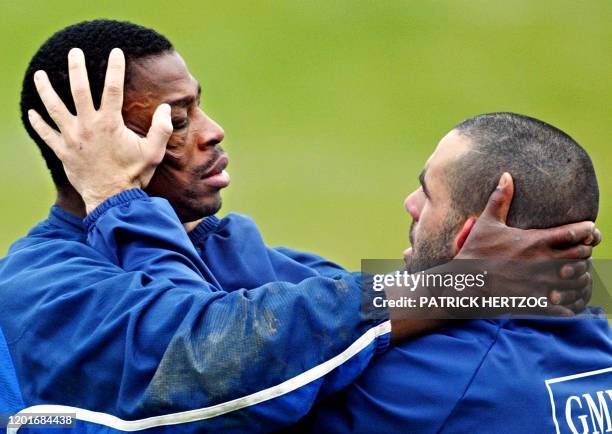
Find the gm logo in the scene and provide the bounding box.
[546,367,612,434]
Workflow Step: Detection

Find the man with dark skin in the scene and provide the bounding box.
[3,20,597,432]
[51,49,228,222]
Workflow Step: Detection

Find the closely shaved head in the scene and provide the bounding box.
[447,112,598,229]
[404,112,598,273]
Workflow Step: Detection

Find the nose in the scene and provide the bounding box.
[404,189,424,221]
[196,110,225,150]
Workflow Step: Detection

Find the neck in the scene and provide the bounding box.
[55,186,86,218]
[183,218,204,233]
[55,185,204,232]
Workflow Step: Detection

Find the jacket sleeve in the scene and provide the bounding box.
[77,189,390,431]
[185,212,351,292]
[273,246,347,278]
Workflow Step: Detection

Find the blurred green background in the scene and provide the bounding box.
[1,1,610,274]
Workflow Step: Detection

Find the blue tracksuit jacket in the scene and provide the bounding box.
[0,329,24,426]
[305,308,612,434]
[0,190,390,433]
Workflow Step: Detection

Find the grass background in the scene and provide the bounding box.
[1,1,610,281]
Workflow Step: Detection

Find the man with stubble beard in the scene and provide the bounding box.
[0,21,599,433]
[304,113,612,434]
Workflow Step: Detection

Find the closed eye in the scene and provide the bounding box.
[420,186,429,199]
[418,170,430,200]
[172,118,189,130]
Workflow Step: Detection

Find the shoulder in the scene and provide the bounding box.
[362,320,501,384]
[1,224,114,280]
[440,315,612,432]
[320,320,502,433]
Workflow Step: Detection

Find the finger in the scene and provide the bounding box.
[33,70,72,129]
[585,228,602,247]
[101,48,126,113]
[480,172,514,223]
[554,244,592,260]
[536,264,583,290]
[550,287,582,306]
[537,221,595,247]
[559,260,589,279]
[145,103,173,164]
[553,269,592,291]
[543,304,575,317]
[563,298,586,315]
[27,109,65,157]
[593,228,601,246]
[581,280,593,305]
[67,48,94,115]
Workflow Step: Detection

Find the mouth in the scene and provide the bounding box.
[404,221,416,261]
[408,221,416,245]
[201,154,230,188]
[202,154,229,178]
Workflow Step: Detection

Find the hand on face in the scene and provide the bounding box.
[28,48,173,213]
[407,172,600,316]
[122,52,229,222]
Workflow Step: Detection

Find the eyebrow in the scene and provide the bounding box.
[419,169,431,199]
[167,84,202,108]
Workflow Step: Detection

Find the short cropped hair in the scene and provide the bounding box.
[447,112,598,229]
[20,19,174,188]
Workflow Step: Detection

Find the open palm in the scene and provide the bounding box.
[27,47,172,213]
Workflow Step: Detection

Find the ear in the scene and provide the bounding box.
[453,217,477,255]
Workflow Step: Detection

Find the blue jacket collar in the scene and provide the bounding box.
[48,205,85,234]
[189,215,220,245]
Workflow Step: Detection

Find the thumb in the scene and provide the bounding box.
[145,103,173,164]
[481,172,514,224]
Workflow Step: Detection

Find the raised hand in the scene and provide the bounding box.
[27,47,173,213]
